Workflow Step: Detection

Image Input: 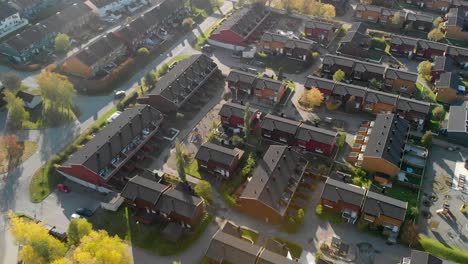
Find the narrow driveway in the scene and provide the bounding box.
[0,2,235,263]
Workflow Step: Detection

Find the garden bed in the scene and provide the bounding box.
[385,184,419,208]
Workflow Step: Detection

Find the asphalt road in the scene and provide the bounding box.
[0,1,235,263]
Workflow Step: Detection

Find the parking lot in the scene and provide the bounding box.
[419,145,468,250]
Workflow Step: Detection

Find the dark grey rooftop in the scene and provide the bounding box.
[409,250,443,264]
[0,3,18,20]
[261,114,299,135]
[321,178,366,207]
[120,175,169,205]
[195,142,244,167]
[390,34,419,46]
[363,113,409,167]
[435,72,459,90]
[296,123,337,146]
[447,101,468,133]
[363,190,408,221]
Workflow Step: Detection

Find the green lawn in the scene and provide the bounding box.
[89,207,213,256]
[195,17,226,49]
[415,82,436,103]
[384,184,418,208]
[419,235,468,263]
[29,106,118,202]
[167,54,192,66]
[271,237,303,259]
[315,204,342,224]
[371,37,387,50]
[240,227,259,243]
[185,159,202,179]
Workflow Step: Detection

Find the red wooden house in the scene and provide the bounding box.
[218,102,262,133]
[295,123,337,156]
[320,177,367,224]
[389,35,418,57]
[209,3,270,46]
[261,114,299,146]
[322,54,356,78]
[195,142,245,179]
[304,20,337,43]
[416,40,448,60]
[58,105,164,192]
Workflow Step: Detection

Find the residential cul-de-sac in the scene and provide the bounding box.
[0,0,467,264]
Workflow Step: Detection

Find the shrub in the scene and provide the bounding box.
[432,105,446,121]
[312,52,319,60]
[231,135,244,146]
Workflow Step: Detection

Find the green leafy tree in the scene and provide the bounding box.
[417,61,433,82]
[37,71,76,113]
[137,47,150,56]
[67,218,92,246]
[296,208,305,225]
[182,17,194,30]
[369,79,384,90]
[144,71,157,88]
[175,138,187,182]
[55,33,70,53]
[407,206,420,220]
[157,63,169,77]
[4,90,29,129]
[194,180,213,203]
[231,134,244,146]
[335,133,346,148]
[421,131,433,147]
[432,105,446,121]
[1,72,22,92]
[333,69,346,82]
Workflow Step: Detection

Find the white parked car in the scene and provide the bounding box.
[71,213,82,219]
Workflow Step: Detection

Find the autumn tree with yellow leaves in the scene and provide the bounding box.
[8,212,130,264]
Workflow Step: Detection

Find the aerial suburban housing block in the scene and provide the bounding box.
[321,55,419,95]
[61,33,126,78]
[218,102,262,134]
[209,3,270,48]
[58,105,163,192]
[226,70,288,103]
[354,4,403,25]
[362,190,408,232]
[8,0,61,19]
[416,39,447,60]
[137,54,218,113]
[349,114,410,178]
[389,35,419,57]
[304,20,338,43]
[0,2,94,63]
[431,56,454,81]
[444,7,468,41]
[442,101,468,142]
[0,3,28,38]
[205,221,296,264]
[257,32,317,61]
[238,145,309,223]
[305,76,430,125]
[121,175,205,225]
[261,114,337,155]
[320,178,367,224]
[405,13,434,32]
[195,142,245,179]
[337,22,371,59]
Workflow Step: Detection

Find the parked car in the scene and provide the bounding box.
[57,183,70,193]
[75,208,94,217]
[114,90,126,99]
[71,213,82,219]
[201,44,213,53]
[169,61,178,69]
[232,51,242,59]
[247,68,258,75]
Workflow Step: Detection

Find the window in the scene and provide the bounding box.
[279,137,287,143]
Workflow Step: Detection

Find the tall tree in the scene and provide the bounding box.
[428,28,444,42]
[421,131,433,147]
[143,71,157,89]
[319,4,336,17]
[9,212,67,264]
[67,219,92,246]
[1,72,22,92]
[432,105,446,121]
[400,222,419,247]
[4,90,29,129]
[243,103,251,140]
[1,134,23,168]
[37,71,76,112]
[73,230,130,264]
[175,138,186,182]
[194,180,213,203]
[55,33,70,53]
[301,88,324,108]
[333,69,346,82]
[391,11,402,25]
[417,61,432,82]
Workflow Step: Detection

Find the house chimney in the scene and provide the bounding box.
[283,155,287,160]
[272,177,276,181]
[387,147,391,152]
[278,165,281,170]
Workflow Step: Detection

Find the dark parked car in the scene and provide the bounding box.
[75,208,93,217]
[201,44,213,53]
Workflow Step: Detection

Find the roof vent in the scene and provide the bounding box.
[387,147,391,152]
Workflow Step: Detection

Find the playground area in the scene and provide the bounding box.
[419,145,468,250]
